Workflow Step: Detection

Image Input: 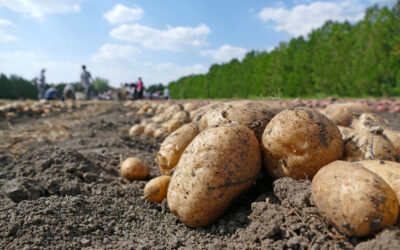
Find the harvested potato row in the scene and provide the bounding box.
[321,102,373,126]
[312,160,398,237]
[144,176,171,203]
[168,125,261,227]
[156,122,200,175]
[261,107,343,180]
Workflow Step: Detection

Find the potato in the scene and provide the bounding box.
[129,124,145,136]
[341,129,397,162]
[171,111,191,123]
[162,118,184,134]
[357,160,400,202]
[144,123,160,138]
[120,157,150,180]
[183,102,198,112]
[312,160,398,237]
[321,102,373,126]
[384,129,400,156]
[153,127,168,139]
[261,107,343,180]
[199,100,283,140]
[156,122,200,175]
[144,176,171,203]
[168,125,261,227]
[189,102,224,122]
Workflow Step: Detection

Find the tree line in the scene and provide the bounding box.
[168,2,400,99]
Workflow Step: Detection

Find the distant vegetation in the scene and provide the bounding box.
[0,74,37,100]
[169,2,400,99]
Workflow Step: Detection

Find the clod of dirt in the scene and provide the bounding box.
[355,227,400,250]
[273,177,314,208]
[1,177,46,202]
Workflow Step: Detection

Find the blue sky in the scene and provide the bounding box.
[0,0,396,87]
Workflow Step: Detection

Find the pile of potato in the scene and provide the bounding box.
[0,100,84,120]
[123,100,400,237]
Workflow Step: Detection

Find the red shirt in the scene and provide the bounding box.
[136,80,143,91]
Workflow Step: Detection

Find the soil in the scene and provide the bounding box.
[1,101,400,249]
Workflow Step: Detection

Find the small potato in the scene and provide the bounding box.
[162,118,184,134]
[357,160,400,202]
[144,176,171,203]
[168,125,261,227]
[153,127,168,139]
[120,157,150,180]
[156,122,199,175]
[312,161,398,237]
[321,102,373,126]
[261,107,343,180]
[144,123,160,138]
[129,124,145,136]
[171,111,191,123]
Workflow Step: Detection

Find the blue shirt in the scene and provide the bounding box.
[44,88,58,100]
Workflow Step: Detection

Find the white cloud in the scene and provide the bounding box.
[0,18,17,42]
[91,44,141,61]
[200,44,247,63]
[0,0,81,18]
[258,1,366,37]
[110,23,211,51]
[103,4,143,24]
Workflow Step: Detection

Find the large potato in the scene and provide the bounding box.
[168,125,261,227]
[321,102,373,126]
[357,160,400,202]
[156,122,200,175]
[312,160,398,237]
[199,100,283,140]
[261,107,343,180]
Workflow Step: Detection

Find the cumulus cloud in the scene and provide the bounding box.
[0,18,17,42]
[0,0,81,18]
[91,44,142,61]
[110,23,211,51]
[103,4,144,24]
[200,44,247,63]
[258,1,366,37]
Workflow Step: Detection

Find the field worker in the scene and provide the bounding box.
[63,83,76,100]
[136,77,144,99]
[80,65,93,100]
[164,88,170,100]
[36,69,46,99]
[44,85,58,100]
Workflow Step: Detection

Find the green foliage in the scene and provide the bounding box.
[0,74,37,99]
[147,83,165,93]
[169,2,400,99]
[93,77,112,94]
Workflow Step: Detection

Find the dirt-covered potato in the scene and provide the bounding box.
[120,157,150,180]
[199,100,283,140]
[156,122,199,175]
[357,160,400,202]
[144,123,160,138]
[167,125,261,227]
[162,118,184,134]
[144,176,171,203]
[321,102,373,126]
[312,161,398,237]
[340,113,398,162]
[153,127,168,139]
[261,107,343,180]
[189,102,224,122]
[183,102,198,112]
[129,124,145,136]
[341,129,397,162]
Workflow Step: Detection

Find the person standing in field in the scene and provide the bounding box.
[136,77,144,99]
[36,69,46,99]
[80,65,93,100]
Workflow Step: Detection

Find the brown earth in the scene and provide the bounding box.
[1,101,400,249]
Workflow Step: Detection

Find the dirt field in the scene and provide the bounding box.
[1,100,400,249]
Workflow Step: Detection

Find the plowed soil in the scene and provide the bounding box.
[1,101,400,249]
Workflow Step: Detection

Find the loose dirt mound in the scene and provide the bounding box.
[1,101,400,249]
